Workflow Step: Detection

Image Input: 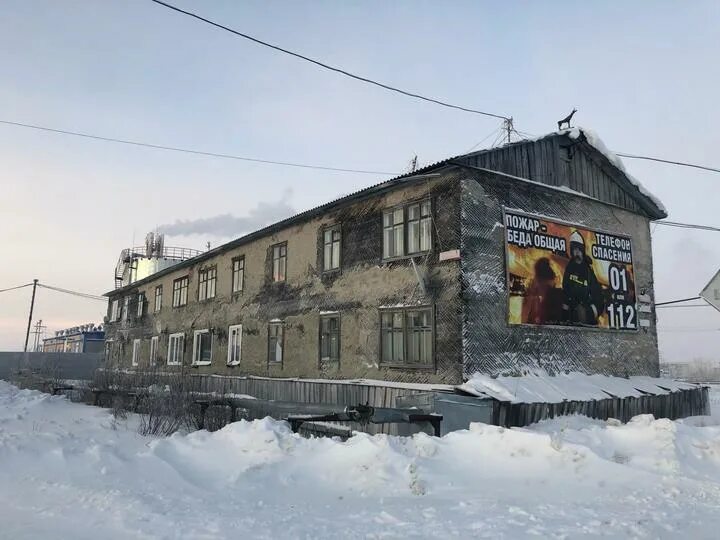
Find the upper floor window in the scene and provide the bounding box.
[123,296,131,321]
[382,200,432,259]
[154,285,163,313]
[136,292,146,318]
[272,243,287,282]
[323,226,341,271]
[172,276,189,307]
[110,299,121,322]
[380,307,433,366]
[198,267,217,301]
[232,256,245,293]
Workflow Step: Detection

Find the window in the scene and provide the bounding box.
[192,330,212,365]
[272,243,287,282]
[154,286,163,313]
[227,324,242,366]
[137,292,146,318]
[407,201,432,254]
[383,208,404,258]
[383,200,432,259]
[105,340,114,361]
[167,333,184,365]
[172,277,188,307]
[232,257,245,293]
[198,267,217,301]
[150,336,159,366]
[132,339,141,367]
[381,307,433,366]
[110,299,121,322]
[319,314,340,362]
[268,321,284,364]
[323,226,341,271]
[123,296,131,321]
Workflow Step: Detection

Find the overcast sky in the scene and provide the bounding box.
[1,0,718,362]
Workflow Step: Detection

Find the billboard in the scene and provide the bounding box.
[504,210,637,330]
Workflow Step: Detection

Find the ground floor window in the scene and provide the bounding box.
[167,333,184,366]
[227,324,242,366]
[132,339,141,367]
[105,340,114,361]
[268,321,284,364]
[319,314,340,363]
[150,336,159,366]
[380,307,433,366]
[192,330,212,365]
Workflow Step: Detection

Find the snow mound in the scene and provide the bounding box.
[2,380,720,538]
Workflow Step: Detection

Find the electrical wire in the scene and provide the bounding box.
[0,120,397,175]
[38,283,107,302]
[655,296,702,306]
[465,124,504,153]
[615,153,720,174]
[148,0,509,120]
[655,220,720,233]
[0,283,33,294]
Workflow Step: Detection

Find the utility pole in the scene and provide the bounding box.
[31,319,46,352]
[23,279,39,352]
[505,117,514,144]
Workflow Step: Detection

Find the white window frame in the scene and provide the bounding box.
[227,324,242,366]
[110,299,121,322]
[105,339,114,361]
[192,329,212,366]
[132,339,141,367]
[137,293,145,318]
[123,296,130,321]
[167,332,184,366]
[149,336,159,366]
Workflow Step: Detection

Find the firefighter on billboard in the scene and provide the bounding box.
[562,230,602,325]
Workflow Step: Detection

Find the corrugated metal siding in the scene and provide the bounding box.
[460,136,644,215]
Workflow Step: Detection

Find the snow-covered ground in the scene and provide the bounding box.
[2,381,720,539]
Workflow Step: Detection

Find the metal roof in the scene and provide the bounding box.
[106,131,664,296]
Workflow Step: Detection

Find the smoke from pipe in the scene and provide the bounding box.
[158,193,295,238]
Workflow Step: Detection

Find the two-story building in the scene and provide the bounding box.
[104,128,667,390]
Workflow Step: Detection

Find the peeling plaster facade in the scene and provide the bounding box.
[104,133,664,384]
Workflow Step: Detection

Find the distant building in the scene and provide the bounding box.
[104,128,666,382]
[43,324,105,353]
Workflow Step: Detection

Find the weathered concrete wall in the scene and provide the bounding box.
[0,352,104,380]
[460,168,660,377]
[105,172,464,384]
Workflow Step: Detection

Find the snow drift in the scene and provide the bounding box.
[2,380,720,539]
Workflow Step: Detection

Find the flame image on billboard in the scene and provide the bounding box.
[504,210,637,330]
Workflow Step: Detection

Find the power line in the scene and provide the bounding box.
[0,120,396,175]
[38,283,106,302]
[148,0,509,121]
[655,220,720,233]
[0,283,33,294]
[657,304,713,309]
[615,153,720,174]
[655,296,702,307]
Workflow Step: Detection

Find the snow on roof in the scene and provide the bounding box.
[564,127,668,215]
[459,372,701,404]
